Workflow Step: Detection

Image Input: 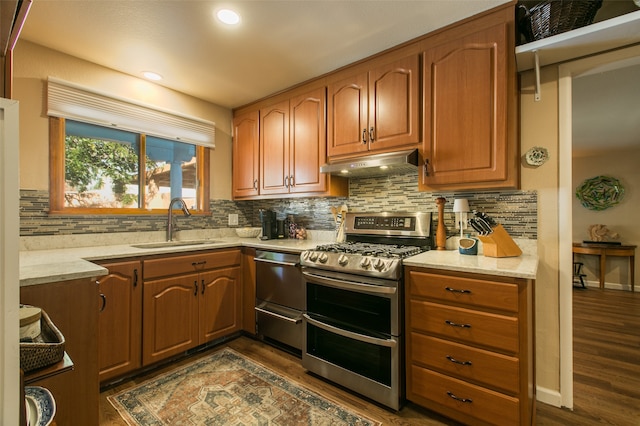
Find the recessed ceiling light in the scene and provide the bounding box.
[142,71,162,81]
[217,9,240,25]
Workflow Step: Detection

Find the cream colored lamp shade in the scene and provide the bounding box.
[453,198,470,238]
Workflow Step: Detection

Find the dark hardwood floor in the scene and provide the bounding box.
[100,287,640,425]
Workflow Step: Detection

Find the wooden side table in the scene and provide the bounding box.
[572,243,636,291]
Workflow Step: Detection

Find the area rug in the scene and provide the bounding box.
[108,348,381,425]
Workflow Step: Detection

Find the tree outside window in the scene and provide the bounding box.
[51,118,208,214]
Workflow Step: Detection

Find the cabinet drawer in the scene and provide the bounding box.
[410,333,519,394]
[410,300,518,354]
[410,366,519,426]
[407,270,519,312]
[143,249,241,279]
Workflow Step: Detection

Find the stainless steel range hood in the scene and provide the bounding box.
[320,149,419,178]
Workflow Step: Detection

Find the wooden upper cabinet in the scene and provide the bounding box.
[232,110,259,198]
[420,21,518,190]
[328,54,420,158]
[327,72,369,157]
[260,100,290,195]
[289,87,327,194]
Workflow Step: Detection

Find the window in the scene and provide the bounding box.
[50,117,210,214]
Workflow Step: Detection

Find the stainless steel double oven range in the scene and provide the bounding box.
[300,212,432,410]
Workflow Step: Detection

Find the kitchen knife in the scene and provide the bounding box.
[468,218,485,235]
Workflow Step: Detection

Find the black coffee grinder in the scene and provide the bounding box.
[259,209,277,240]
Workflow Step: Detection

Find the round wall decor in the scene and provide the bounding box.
[524,146,549,166]
[575,175,625,211]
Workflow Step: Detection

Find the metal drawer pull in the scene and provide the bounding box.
[254,257,299,267]
[446,355,472,366]
[99,293,107,312]
[445,287,471,294]
[255,307,302,324]
[445,320,471,328]
[447,391,473,403]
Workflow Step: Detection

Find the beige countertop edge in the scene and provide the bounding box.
[403,250,538,280]
[20,238,538,286]
[19,237,322,287]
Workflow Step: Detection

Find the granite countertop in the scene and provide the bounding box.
[19,230,329,287]
[403,250,538,280]
[20,231,538,286]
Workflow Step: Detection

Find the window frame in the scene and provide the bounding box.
[49,117,210,215]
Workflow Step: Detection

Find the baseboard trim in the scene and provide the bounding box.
[536,386,563,408]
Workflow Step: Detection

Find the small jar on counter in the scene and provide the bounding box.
[287,215,297,239]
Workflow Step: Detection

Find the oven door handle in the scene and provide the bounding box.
[255,306,302,324]
[302,271,397,295]
[303,313,397,348]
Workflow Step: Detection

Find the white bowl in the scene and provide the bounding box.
[235,227,261,238]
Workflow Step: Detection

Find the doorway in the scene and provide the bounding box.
[558,44,640,410]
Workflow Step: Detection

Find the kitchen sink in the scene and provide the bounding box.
[131,240,221,249]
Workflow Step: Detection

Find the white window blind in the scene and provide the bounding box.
[47,77,215,148]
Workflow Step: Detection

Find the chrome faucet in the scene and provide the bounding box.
[167,197,191,241]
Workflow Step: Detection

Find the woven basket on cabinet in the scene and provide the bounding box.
[518,0,603,43]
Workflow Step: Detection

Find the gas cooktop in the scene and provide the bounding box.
[313,241,424,259]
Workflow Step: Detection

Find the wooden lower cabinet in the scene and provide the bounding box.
[405,267,535,426]
[20,277,100,426]
[241,247,257,333]
[142,249,242,366]
[96,260,142,383]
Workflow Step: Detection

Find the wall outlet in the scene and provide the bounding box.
[228,213,239,226]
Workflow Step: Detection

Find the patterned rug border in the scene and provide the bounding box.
[108,347,382,425]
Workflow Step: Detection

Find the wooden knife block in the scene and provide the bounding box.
[477,224,522,257]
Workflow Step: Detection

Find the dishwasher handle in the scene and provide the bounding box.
[254,251,300,267]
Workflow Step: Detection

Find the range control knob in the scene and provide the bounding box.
[338,254,349,266]
[318,253,329,263]
[301,251,310,261]
[360,257,371,269]
[309,251,319,262]
[373,258,386,272]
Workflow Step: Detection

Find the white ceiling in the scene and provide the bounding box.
[18,0,510,109]
[17,0,640,153]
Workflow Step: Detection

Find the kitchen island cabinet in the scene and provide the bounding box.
[20,277,100,426]
[419,5,518,191]
[405,267,535,426]
[96,259,142,384]
[141,249,241,366]
[327,54,420,158]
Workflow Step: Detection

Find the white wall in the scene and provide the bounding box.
[13,40,234,200]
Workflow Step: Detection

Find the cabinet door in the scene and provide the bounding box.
[199,266,241,343]
[260,100,290,195]
[327,72,369,157]
[421,23,508,188]
[369,55,420,151]
[289,87,327,194]
[97,260,142,383]
[232,110,259,198]
[142,274,199,365]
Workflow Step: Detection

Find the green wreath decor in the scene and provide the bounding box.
[575,175,625,211]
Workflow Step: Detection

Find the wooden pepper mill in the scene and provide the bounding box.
[435,197,447,250]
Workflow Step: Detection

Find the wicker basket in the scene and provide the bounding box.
[20,308,65,372]
[518,0,603,43]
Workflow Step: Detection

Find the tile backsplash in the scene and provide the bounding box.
[20,174,537,239]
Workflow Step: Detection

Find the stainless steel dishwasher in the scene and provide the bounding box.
[254,250,304,352]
